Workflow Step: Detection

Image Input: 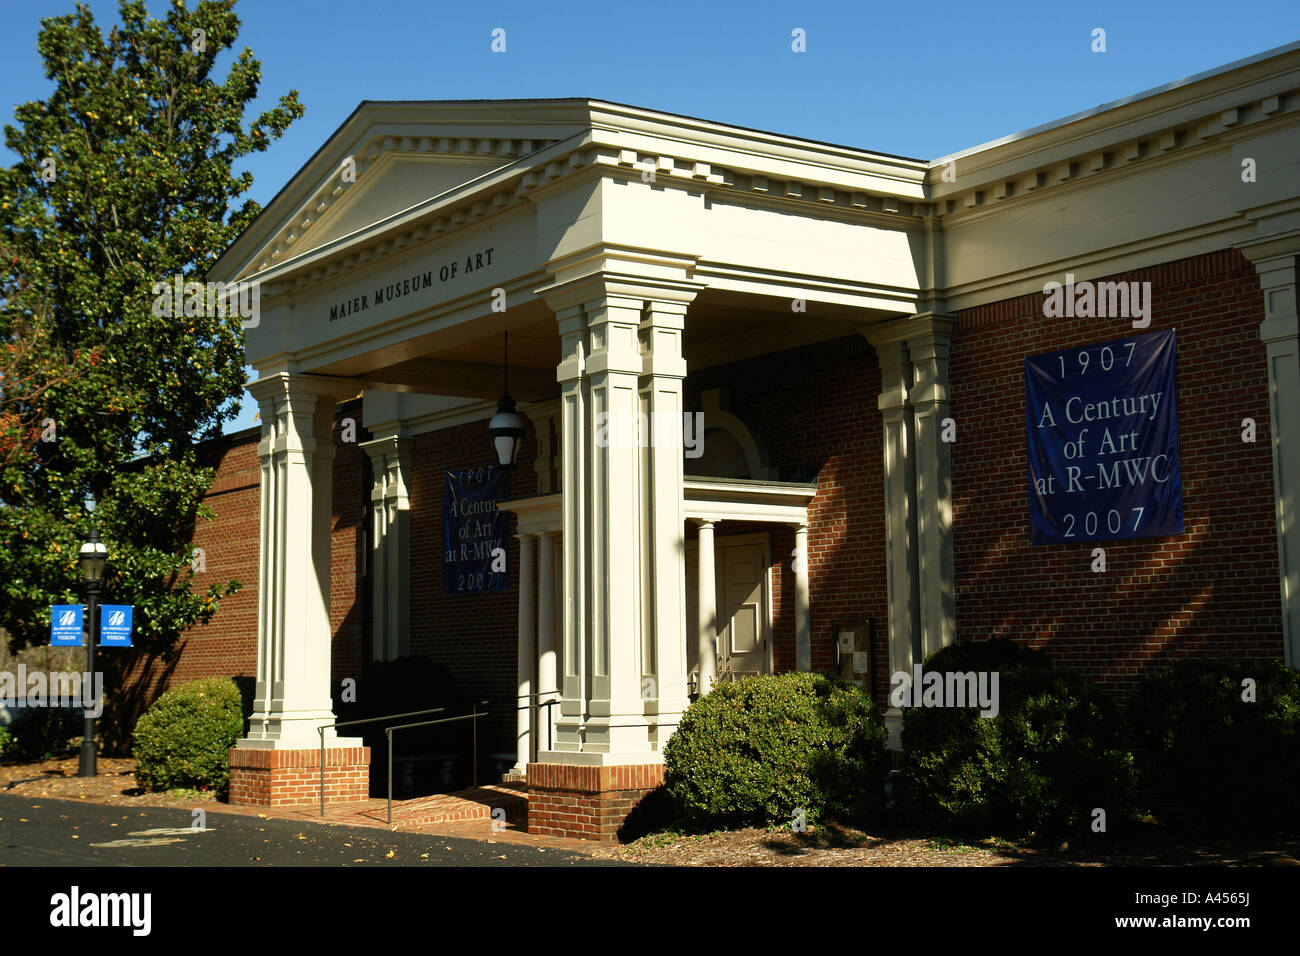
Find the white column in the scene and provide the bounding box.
[537,530,558,754]
[864,334,920,747]
[514,533,536,774]
[584,291,649,755]
[553,532,564,738]
[908,317,958,661]
[866,317,957,744]
[696,519,718,695]
[1249,251,1300,668]
[795,523,811,671]
[539,270,702,763]
[360,435,411,662]
[642,298,691,745]
[554,303,587,753]
[241,373,353,749]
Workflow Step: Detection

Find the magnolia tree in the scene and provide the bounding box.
[0,0,304,747]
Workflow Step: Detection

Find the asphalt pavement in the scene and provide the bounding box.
[0,793,630,867]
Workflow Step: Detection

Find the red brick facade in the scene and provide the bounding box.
[227,746,371,807]
[949,248,1282,699]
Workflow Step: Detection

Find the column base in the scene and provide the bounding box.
[883,707,904,751]
[526,762,665,841]
[227,746,370,807]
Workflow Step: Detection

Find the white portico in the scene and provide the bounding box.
[209,98,944,807]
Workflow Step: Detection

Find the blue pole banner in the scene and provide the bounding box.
[99,605,134,647]
[50,604,84,646]
[443,465,510,593]
[1025,328,1183,545]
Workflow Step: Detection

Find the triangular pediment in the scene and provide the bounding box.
[213,100,593,281]
[290,152,505,258]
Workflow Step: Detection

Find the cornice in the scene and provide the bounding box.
[1236,228,1300,264]
[930,77,1298,225]
[223,103,941,298]
[250,149,939,304]
[862,312,958,349]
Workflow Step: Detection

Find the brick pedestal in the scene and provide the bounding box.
[526,762,665,841]
[228,746,370,807]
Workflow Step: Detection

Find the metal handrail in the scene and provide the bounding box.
[385,701,490,825]
[514,689,562,753]
[316,707,446,817]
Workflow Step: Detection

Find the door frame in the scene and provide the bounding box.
[685,530,774,678]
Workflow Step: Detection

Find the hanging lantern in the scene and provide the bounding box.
[490,331,525,468]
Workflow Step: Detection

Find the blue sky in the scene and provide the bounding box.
[3,0,1298,433]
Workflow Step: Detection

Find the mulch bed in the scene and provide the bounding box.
[581,819,1300,867]
[0,755,218,808]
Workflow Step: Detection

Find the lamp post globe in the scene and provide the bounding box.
[78,528,107,583]
[77,528,107,777]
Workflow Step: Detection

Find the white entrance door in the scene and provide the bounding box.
[719,541,769,679]
[686,533,772,687]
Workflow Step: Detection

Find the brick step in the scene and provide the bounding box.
[306,783,529,829]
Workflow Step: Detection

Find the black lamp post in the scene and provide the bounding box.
[77,528,107,777]
[489,331,525,469]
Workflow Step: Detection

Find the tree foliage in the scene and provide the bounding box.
[0,0,303,738]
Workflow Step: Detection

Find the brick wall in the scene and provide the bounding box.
[228,746,370,806]
[169,428,261,684]
[407,417,538,754]
[526,762,665,841]
[329,409,369,686]
[949,248,1282,699]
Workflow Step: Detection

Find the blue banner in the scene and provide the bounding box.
[50,605,84,646]
[1026,329,1183,544]
[443,466,510,593]
[100,605,133,647]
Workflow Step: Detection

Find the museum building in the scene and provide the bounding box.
[154,42,1298,840]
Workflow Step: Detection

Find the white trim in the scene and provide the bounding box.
[682,476,815,525]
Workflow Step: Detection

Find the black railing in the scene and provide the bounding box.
[317,696,565,823]
[515,689,562,755]
[315,707,446,817]
[383,701,490,824]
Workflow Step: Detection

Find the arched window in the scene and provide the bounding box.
[685,388,776,480]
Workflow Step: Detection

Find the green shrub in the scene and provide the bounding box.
[1128,657,1300,831]
[903,639,1134,835]
[664,672,889,829]
[5,707,82,761]
[0,724,12,758]
[132,677,245,793]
